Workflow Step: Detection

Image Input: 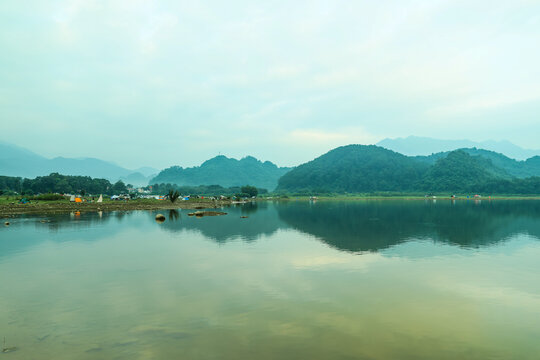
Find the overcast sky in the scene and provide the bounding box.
[1,0,539,169]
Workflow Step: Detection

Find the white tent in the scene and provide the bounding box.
[69,195,75,202]
[97,194,103,203]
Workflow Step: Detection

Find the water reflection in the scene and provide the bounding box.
[277,200,540,252]
[159,203,281,242]
[0,211,142,260]
[240,201,260,215]
[2,200,540,256]
[168,209,180,221]
[157,200,540,252]
[1,200,540,359]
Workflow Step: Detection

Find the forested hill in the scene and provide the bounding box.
[151,156,291,191]
[415,148,540,178]
[276,145,540,194]
[277,145,427,193]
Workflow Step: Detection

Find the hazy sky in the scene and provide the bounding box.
[1,1,539,169]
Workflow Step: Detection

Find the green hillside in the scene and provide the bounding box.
[151,156,291,191]
[277,145,540,194]
[416,148,540,178]
[276,145,427,193]
[421,150,506,192]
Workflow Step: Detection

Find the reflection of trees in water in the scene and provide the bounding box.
[4,201,540,259]
[168,209,180,221]
[158,200,540,251]
[277,200,540,253]
[0,211,133,260]
[240,202,264,215]
[160,203,284,242]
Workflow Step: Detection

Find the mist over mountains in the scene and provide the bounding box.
[2,137,540,194]
[0,142,157,186]
[377,136,540,160]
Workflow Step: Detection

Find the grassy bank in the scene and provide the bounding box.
[3,194,540,217]
[0,196,232,216]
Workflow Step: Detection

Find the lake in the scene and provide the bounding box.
[1,200,539,359]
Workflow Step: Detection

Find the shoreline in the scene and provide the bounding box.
[2,196,540,217]
[284,196,540,201]
[0,200,233,217]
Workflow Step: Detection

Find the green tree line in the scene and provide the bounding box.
[147,183,266,197]
[0,173,127,195]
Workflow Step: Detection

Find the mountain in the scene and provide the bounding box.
[276,145,427,193]
[377,136,540,160]
[421,150,508,192]
[0,142,49,177]
[46,156,133,179]
[276,145,540,194]
[151,155,291,190]
[0,141,154,186]
[132,167,159,178]
[415,148,540,178]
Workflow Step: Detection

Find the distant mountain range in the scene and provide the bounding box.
[277,145,540,194]
[151,155,291,191]
[4,137,540,194]
[0,142,290,190]
[0,142,157,186]
[377,136,540,160]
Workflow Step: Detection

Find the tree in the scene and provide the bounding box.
[111,180,127,194]
[241,185,258,197]
[168,189,180,203]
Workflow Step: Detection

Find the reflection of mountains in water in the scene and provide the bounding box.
[276,200,540,253]
[159,202,286,242]
[3,201,540,259]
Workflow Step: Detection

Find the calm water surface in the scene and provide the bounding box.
[1,200,539,359]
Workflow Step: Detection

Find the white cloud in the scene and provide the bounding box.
[1,0,539,168]
[426,90,540,118]
[282,128,378,146]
